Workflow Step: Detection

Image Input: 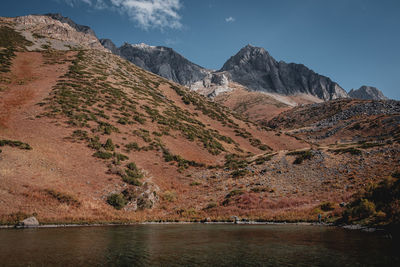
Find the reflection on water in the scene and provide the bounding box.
[0,224,398,266]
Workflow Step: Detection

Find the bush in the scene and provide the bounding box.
[320,202,335,212]
[352,199,376,219]
[330,147,361,156]
[250,186,273,193]
[0,139,32,150]
[163,191,177,202]
[107,193,127,210]
[225,189,244,199]
[231,169,249,178]
[93,151,113,159]
[125,142,140,151]
[114,152,129,161]
[103,138,115,151]
[286,150,313,164]
[88,136,102,150]
[224,154,248,170]
[122,175,142,186]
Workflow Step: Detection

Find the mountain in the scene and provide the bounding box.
[220,45,349,101]
[1,14,399,226]
[349,85,388,100]
[101,39,210,86]
[100,42,349,102]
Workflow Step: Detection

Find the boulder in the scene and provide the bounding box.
[18,216,39,228]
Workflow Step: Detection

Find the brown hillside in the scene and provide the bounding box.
[1,16,399,225]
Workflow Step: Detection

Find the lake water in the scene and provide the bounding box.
[0,224,398,266]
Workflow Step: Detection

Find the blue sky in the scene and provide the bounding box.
[1,0,400,99]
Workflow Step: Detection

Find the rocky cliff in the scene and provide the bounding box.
[349,85,388,100]
[219,45,349,101]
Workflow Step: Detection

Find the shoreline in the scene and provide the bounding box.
[0,220,381,233]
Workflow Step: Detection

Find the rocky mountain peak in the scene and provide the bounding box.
[349,85,388,100]
[219,45,348,101]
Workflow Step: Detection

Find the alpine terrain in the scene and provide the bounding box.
[0,14,399,229]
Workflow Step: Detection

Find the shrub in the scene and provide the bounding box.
[231,169,249,178]
[88,136,102,150]
[352,199,376,219]
[286,150,313,164]
[107,193,127,210]
[0,139,32,150]
[254,154,273,165]
[121,187,137,201]
[250,186,272,193]
[320,202,335,212]
[224,154,248,170]
[103,138,115,151]
[71,130,88,140]
[125,142,140,151]
[225,189,244,199]
[93,151,113,159]
[329,147,361,156]
[122,175,142,186]
[163,191,177,202]
[114,152,129,161]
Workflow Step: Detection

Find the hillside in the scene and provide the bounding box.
[267,99,400,145]
[0,15,399,226]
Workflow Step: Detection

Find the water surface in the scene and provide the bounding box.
[0,224,398,266]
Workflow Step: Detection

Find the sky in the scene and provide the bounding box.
[1,0,400,99]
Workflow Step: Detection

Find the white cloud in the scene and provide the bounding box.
[111,0,183,30]
[225,16,235,23]
[62,0,183,30]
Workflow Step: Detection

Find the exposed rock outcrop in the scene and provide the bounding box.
[14,15,105,51]
[219,45,349,101]
[99,38,119,55]
[349,86,388,100]
[17,216,39,228]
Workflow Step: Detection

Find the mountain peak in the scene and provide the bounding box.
[220,45,348,100]
[349,85,388,100]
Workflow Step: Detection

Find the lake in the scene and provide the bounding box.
[0,224,398,266]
